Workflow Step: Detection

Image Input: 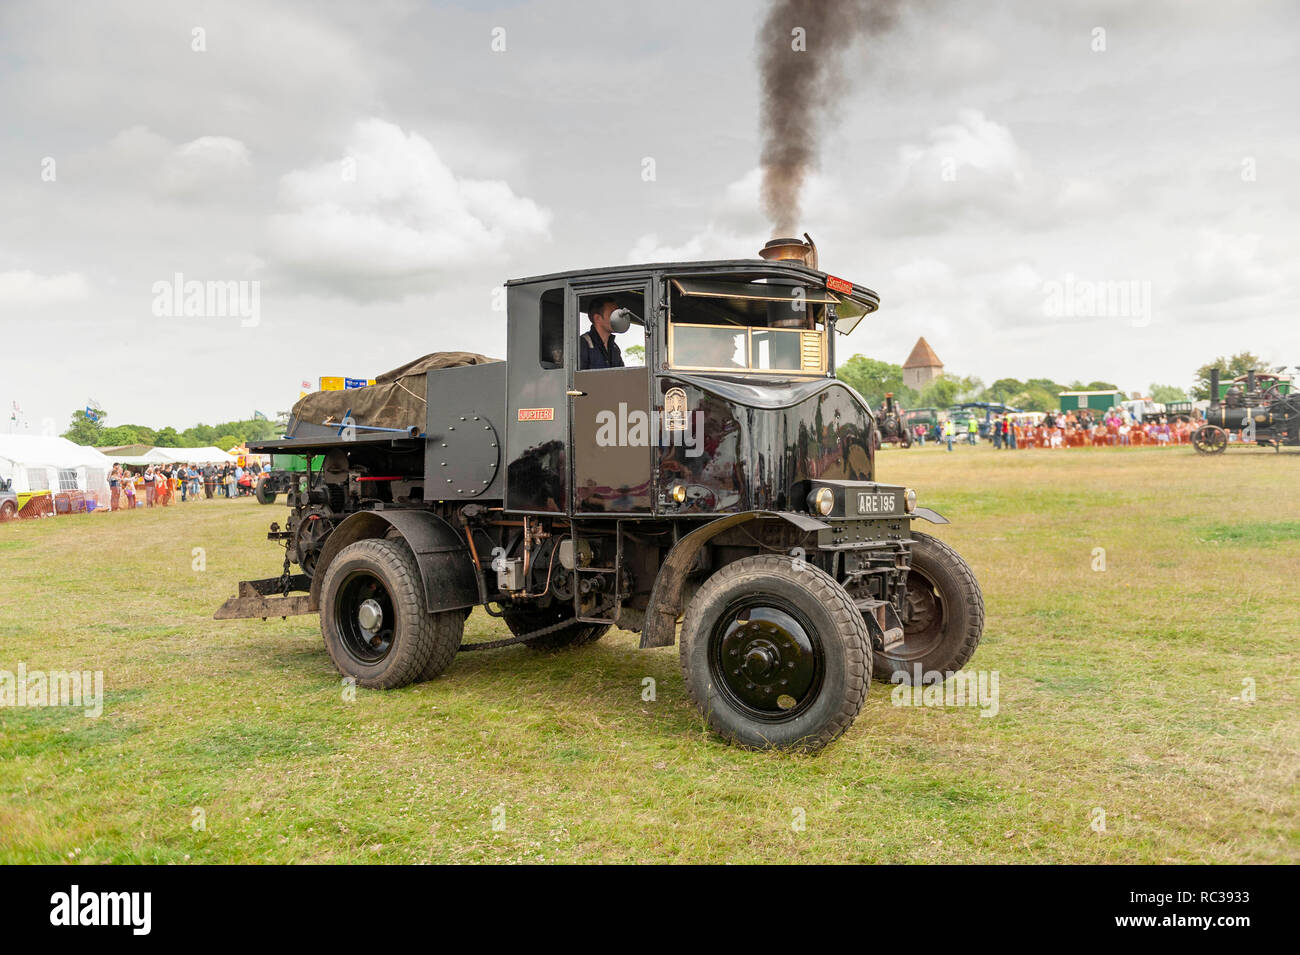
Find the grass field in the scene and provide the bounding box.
[1,444,1296,864]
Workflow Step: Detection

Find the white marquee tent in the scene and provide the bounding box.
[105,446,237,465]
[0,435,113,498]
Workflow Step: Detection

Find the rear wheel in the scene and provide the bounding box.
[872,531,983,683]
[320,538,462,688]
[500,602,609,652]
[679,555,871,752]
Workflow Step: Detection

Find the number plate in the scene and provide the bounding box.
[856,492,897,515]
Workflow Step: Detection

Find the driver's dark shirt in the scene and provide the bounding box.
[579,328,623,369]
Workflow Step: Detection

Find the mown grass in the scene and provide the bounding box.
[0,444,1296,863]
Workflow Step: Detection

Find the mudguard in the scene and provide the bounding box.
[640,510,830,649]
[308,509,479,613]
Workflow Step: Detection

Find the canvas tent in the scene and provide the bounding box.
[143,446,236,464]
[0,435,113,514]
[102,446,237,465]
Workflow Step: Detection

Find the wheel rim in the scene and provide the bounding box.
[295,512,333,576]
[708,597,823,722]
[894,568,947,662]
[334,570,396,664]
[1194,426,1227,454]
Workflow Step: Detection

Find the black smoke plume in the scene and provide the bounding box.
[758,0,900,235]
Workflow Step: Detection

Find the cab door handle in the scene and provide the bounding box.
[566,390,586,397]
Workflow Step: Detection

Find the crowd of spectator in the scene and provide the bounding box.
[913,408,1205,452]
[106,461,265,511]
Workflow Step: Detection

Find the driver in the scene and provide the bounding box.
[580,297,625,370]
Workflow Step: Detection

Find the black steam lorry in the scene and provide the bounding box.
[217,238,985,751]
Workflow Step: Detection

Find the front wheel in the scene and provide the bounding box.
[873,531,983,683]
[320,538,462,688]
[679,555,871,752]
[0,500,16,522]
[255,476,277,505]
[1193,425,1227,454]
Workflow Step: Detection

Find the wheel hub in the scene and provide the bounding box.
[334,571,395,664]
[357,598,384,633]
[740,639,779,680]
[713,605,820,720]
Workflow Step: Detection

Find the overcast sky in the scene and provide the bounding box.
[2,0,1297,433]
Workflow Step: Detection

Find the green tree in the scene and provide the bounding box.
[1007,386,1059,413]
[918,376,960,409]
[154,426,181,447]
[61,410,104,445]
[181,424,218,445]
[98,425,149,447]
[1148,383,1187,404]
[948,375,985,403]
[1192,352,1264,399]
[624,344,645,367]
[983,378,1025,404]
[836,355,913,408]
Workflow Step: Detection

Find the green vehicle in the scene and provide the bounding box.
[902,407,940,433]
[1059,390,1124,413]
[256,453,323,505]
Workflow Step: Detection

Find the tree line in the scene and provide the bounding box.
[837,350,1269,412]
[61,410,282,451]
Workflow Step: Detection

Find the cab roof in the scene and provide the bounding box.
[505,257,880,315]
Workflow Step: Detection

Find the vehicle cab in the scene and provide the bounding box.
[502,254,881,520]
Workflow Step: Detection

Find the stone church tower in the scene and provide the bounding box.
[902,337,944,393]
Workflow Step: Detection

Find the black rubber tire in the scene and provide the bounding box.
[320,538,460,689]
[679,554,872,753]
[416,609,466,682]
[0,501,16,522]
[873,531,983,684]
[383,531,463,680]
[255,476,277,505]
[501,602,609,652]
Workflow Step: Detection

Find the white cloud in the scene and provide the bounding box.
[99,126,253,198]
[898,109,1026,191]
[162,137,252,196]
[0,270,89,307]
[264,119,551,299]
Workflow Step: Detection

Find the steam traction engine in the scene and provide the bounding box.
[874,393,912,448]
[1194,367,1300,454]
[216,239,985,752]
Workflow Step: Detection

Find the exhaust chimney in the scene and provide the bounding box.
[758,233,818,270]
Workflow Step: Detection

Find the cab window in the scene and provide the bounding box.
[576,290,647,370]
[667,278,832,375]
